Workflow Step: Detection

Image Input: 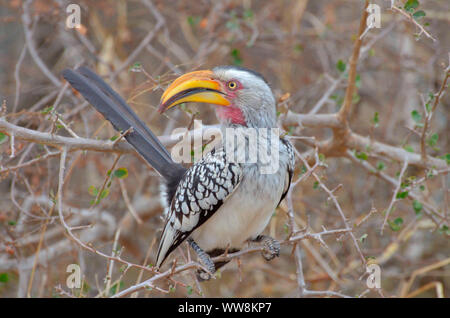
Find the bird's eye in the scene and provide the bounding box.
[227,81,237,90]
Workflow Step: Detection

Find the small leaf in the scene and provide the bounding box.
[388,217,404,231]
[336,59,346,73]
[439,225,450,235]
[443,153,450,165]
[359,233,368,243]
[294,43,304,53]
[404,0,419,12]
[186,285,193,295]
[411,110,422,123]
[355,151,368,161]
[313,181,319,189]
[129,62,142,72]
[404,145,414,153]
[372,112,379,127]
[109,281,124,296]
[299,165,307,175]
[0,273,9,283]
[187,16,200,26]
[355,74,361,88]
[396,191,409,199]
[427,133,438,147]
[243,9,254,19]
[413,10,426,19]
[113,168,128,179]
[88,186,98,197]
[99,189,109,199]
[376,161,385,171]
[41,106,54,115]
[412,200,422,215]
[0,132,8,145]
[231,48,243,66]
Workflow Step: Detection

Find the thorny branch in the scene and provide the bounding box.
[1,0,448,298]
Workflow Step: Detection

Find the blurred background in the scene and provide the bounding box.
[0,0,448,297]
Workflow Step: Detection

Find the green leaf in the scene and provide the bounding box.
[443,153,450,165]
[231,48,243,66]
[396,191,409,199]
[411,110,422,123]
[439,225,450,235]
[41,106,54,115]
[388,217,404,231]
[109,281,124,296]
[7,220,16,226]
[355,74,361,88]
[372,112,379,127]
[186,285,193,295]
[294,43,304,53]
[99,189,109,199]
[243,9,254,19]
[359,233,368,243]
[427,133,438,147]
[376,161,385,171]
[0,132,8,145]
[88,186,98,197]
[187,16,200,26]
[404,0,419,12]
[113,168,128,179]
[412,200,422,215]
[355,151,368,160]
[299,165,307,175]
[313,181,319,189]
[413,10,426,19]
[336,59,346,73]
[129,62,142,72]
[0,273,9,283]
[404,145,414,153]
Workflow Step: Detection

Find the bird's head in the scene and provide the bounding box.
[158,66,276,128]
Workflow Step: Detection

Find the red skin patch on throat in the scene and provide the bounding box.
[216,105,246,126]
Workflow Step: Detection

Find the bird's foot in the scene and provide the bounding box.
[188,239,215,281]
[253,235,280,261]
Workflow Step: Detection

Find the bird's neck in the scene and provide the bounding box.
[219,103,280,165]
[215,103,277,129]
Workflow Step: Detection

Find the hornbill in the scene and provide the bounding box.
[62,66,295,280]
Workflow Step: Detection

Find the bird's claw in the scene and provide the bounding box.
[256,235,280,261]
[196,255,216,281]
[188,239,216,281]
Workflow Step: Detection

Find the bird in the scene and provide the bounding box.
[62,65,295,280]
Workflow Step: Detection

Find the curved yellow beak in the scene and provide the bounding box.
[158,70,230,113]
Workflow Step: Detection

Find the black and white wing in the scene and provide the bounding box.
[156,150,242,268]
[277,137,295,206]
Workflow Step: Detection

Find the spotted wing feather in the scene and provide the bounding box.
[156,150,242,268]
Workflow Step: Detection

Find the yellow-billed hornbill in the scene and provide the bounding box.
[62,66,295,280]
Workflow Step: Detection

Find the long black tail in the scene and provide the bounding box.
[62,67,186,183]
